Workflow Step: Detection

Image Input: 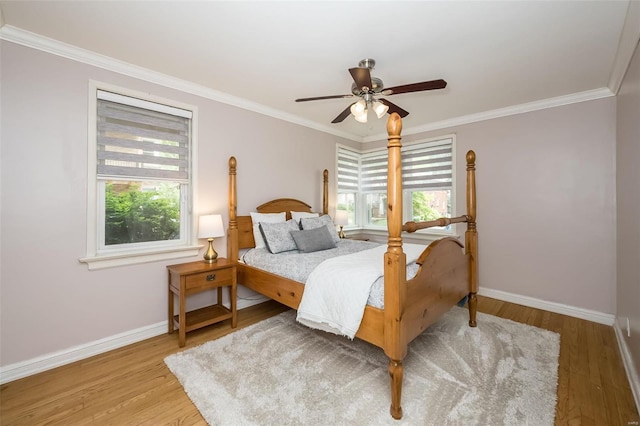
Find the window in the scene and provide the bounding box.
[401,140,453,232]
[81,83,199,269]
[337,137,454,235]
[336,149,359,225]
[361,150,390,227]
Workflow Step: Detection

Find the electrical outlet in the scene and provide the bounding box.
[627,318,631,338]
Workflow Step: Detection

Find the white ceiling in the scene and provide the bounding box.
[0,1,636,142]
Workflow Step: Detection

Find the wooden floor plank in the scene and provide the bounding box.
[1,297,638,425]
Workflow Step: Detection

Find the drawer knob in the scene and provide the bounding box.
[206,274,216,281]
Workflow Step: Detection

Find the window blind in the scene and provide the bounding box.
[342,138,453,193]
[97,92,191,181]
[337,148,360,192]
[360,151,388,192]
[401,141,453,190]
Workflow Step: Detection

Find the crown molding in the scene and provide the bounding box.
[608,0,640,94]
[0,25,361,143]
[0,24,619,145]
[362,87,614,143]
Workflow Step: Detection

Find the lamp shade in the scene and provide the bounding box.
[353,111,368,123]
[334,210,349,226]
[373,100,389,119]
[350,99,366,115]
[350,100,368,123]
[198,214,224,239]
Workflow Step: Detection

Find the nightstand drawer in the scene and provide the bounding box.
[185,267,233,290]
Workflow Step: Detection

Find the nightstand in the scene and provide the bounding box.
[167,258,237,347]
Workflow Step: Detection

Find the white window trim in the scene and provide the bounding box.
[335,145,360,231]
[80,81,200,270]
[336,135,458,241]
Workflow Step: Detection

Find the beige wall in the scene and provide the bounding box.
[0,38,620,370]
[368,97,617,314]
[616,40,640,394]
[0,41,350,366]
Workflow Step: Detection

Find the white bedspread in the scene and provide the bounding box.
[296,243,426,338]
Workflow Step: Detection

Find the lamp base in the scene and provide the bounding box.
[338,226,346,239]
[203,238,218,263]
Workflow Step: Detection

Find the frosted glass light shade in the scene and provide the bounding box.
[373,101,389,118]
[353,111,368,123]
[350,100,366,114]
[350,100,368,123]
[198,214,224,238]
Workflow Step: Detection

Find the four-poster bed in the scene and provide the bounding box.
[226,113,478,419]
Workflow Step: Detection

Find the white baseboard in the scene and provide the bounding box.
[0,320,167,385]
[478,287,615,325]
[480,288,640,413]
[614,320,640,413]
[479,288,640,410]
[0,289,616,385]
[0,297,266,385]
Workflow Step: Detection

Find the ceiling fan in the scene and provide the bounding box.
[295,58,447,124]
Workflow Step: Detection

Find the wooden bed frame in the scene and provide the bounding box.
[227,113,478,419]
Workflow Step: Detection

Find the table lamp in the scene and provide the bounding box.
[198,214,225,263]
[335,210,348,239]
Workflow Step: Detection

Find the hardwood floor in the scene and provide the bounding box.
[1,296,638,425]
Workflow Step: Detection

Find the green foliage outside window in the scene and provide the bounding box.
[105,181,180,245]
[411,192,441,222]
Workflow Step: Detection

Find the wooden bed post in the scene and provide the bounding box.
[323,169,329,215]
[228,156,238,262]
[465,150,478,327]
[384,113,407,420]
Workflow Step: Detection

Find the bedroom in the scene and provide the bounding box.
[0,1,638,424]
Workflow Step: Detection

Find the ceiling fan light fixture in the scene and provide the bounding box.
[350,100,368,122]
[373,100,389,119]
[295,58,446,124]
[353,109,368,123]
[350,99,366,115]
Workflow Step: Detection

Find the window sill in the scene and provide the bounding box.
[346,228,460,244]
[79,245,202,270]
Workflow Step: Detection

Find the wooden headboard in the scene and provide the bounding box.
[235,199,313,249]
[228,157,329,256]
[257,198,312,217]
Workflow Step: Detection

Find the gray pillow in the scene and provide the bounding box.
[259,219,299,253]
[290,226,337,253]
[300,215,340,244]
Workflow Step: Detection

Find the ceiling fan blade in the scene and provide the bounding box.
[331,104,354,123]
[295,94,354,102]
[379,99,409,118]
[349,67,373,91]
[382,79,447,96]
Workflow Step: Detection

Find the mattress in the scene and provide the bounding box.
[241,239,420,308]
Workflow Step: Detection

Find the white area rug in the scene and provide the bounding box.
[165,307,560,425]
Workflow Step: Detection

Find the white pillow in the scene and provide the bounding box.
[250,212,286,249]
[291,211,319,224]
